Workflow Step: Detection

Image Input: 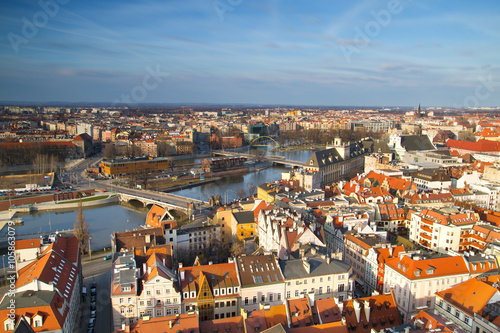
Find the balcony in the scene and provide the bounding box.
[420,224,432,233]
[420,232,432,241]
[420,219,433,226]
[419,239,430,248]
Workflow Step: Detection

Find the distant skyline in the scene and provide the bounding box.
[1,0,499,107]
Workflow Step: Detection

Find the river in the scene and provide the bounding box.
[4,204,147,252]
[171,148,314,203]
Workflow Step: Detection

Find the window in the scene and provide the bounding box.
[338,284,345,292]
[156,309,162,317]
[319,287,323,295]
[277,293,281,301]
[140,301,144,306]
[128,297,132,303]
[270,294,274,302]
[146,290,151,296]
[166,309,172,315]
[121,308,125,314]
[120,298,124,304]
[128,307,133,314]
[295,290,299,297]
[253,296,257,304]
[245,297,249,305]
[287,291,291,298]
[261,295,265,302]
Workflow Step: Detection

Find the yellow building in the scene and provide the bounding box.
[257,183,280,203]
[100,157,169,177]
[231,211,256,242]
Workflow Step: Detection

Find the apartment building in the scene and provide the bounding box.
[383,254,470,321]
[408,207,478,254]
[236,254,286,312]
[279,254,352,302]
[178,261,240,321]
[343,234,389,287]
[435,275,500,333]
[176,224,220,258]
[137,252,181,319]
[111,254,140,330]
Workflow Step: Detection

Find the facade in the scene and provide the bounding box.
[236,254,286,312]
[100,157,170,177]
[383,254,470,321]
[343,234,389,287]
[231,211,256,242]
[111,254,140,330]
[178,262,240,321]
[137,252,181,320]
[279,255,352,302]
[408,208,478,254]
[176,225,220,257]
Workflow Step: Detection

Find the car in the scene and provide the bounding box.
[88,318,96,328]
[90,302,96,311]
[87,328,94,333]
[90,295,96,302]
[103,254,112,260]
[90,310,96,318]
[91,281,96,288]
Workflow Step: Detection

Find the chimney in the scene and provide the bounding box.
[326,256,331,264]
[121,323,125,331]
[302,258,311,274]
[169,320,173,329]
[148,266,151,274]
[354,300,362,323]
[179,262,183,268]
[163,258,165,266]
[125,324,130,333]
[143,263,146,275]
[364,300,371,321]
[180,271,185,281]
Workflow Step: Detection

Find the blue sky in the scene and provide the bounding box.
[0,0,499,106]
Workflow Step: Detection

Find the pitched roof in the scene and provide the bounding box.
[385,255,469,280]
[343,293,401,333]
[179,262,239,299]
[199,316,245,333]
[15,239,41,250]
[446,139,500,152]
[400,135,435,151]
[236,255,284,288]
[279,256,350,280]
[435,275,500,315]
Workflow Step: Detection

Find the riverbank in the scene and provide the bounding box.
[162,178,222,193]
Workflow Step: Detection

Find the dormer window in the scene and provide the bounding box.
[415,270,421,277]
[426,267,435,275]
[4,319,14,331]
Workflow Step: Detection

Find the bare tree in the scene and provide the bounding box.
[236,188,246,199]
[74,200,91,255]
[230,241,245,257]
[247,182,257,197]
[103,143,117,158]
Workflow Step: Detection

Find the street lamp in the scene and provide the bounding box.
[88,236,92,260]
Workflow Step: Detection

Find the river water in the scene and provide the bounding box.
[171,149,313,203]
[5,204,147,252]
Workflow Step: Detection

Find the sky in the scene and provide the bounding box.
[0,0,499,107]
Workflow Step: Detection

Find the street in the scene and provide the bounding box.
[80,255,113,333]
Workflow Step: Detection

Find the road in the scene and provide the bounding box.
[80,254,113,333]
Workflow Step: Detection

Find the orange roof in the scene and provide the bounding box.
[314,297,342,324]
[289,321,347,333]
[125,313,200,333]
[287,298,314,328]
[179,263,239,300]
[343,292,401,333]
[435,275,500,315]
[245,304,288,332]
[446,139,500,152]
[200,316,244,333]
[0,291,68,332]
[15,238,40,250]
[385,255,469,280]
[410,310,464,333]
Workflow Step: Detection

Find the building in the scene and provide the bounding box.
[0,236,81,333]
[411,169,452,191]
[114,313,200,333]
[100,157,170,177]
[279,254,352,302]
[111,253,140,330]
[178,261,240,321]
[176,225,220,258]
[231,211,256,242]
[408,207,479,254]
[343,234,389,288]
[236,254,286,312]
[383,254,470,321]
[342,292,402,333]
[137,251,181,320]
[435,275,500,333]
[304,138,371,186]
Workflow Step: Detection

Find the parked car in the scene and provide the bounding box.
[90,310,96,318]
[103,254,112,260]
[88,318,96,328]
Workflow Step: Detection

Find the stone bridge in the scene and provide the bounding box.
[118,193,192,219]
